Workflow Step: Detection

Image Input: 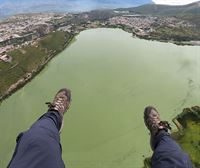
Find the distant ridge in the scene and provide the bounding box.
[123,1,200,16]
[116,1,200,27]
[0,0,152,17]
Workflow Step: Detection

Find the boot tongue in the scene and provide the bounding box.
[45,102,55,109]
[159,121,172,130]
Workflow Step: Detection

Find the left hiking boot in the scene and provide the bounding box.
[144,106,171,137]
[46,88,71,115]
[46,88,71,132]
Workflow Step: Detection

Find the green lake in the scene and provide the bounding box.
[0,28,200,168]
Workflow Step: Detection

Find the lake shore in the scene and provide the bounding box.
[106,25,200,46]
[0,31,75,103]
[0,26,200,104]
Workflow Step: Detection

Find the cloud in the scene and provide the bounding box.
[152,0,199,5]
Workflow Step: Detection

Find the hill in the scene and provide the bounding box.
[125,1,200,16]
[117,1,200,28]
[0,0,152,17]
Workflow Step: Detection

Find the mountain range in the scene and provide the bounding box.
[126,0,200,15]
[117,1,200,28]
[0,0,200,20]
[0,0,152,18]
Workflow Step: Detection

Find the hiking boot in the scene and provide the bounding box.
[46,88,71,133]
[46,88,71,132]
[144,106,171,137]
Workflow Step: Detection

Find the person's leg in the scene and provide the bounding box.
[151,130,192,168]
[8,111,65,168]
[8,88,71,168]
[144,106,192,168]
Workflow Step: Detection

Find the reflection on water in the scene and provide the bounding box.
[0,28,200,168]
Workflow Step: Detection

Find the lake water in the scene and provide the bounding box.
[0,28,200,168]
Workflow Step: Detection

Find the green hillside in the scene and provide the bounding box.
[117,1,200,29]
[127,1,200,16]
[0,31,72,100]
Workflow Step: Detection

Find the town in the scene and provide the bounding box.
[0,10,198,63]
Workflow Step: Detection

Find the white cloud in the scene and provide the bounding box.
[152,0,200,5]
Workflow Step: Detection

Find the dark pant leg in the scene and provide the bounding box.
[7,111,65,168]
[151,130,192,168]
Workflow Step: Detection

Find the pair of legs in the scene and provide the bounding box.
[7,89,192,168]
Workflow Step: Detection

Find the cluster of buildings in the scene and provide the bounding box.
[157,17,194,29]
[108,15,155,36]
[108,15,194,36]
[0,13,64,42]
[0,46,14,62]
[0,12,107,63]
[0,12,196,62]
[0,13,70,62]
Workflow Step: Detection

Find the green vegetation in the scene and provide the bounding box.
[150,26,200,42]
[0,31,73,100]
[0,47,46,95]
[130,2,200,42]
[175,106,200,167]
[39,31,70,51]
[118,1,200,41]
[177,119,200,167]
[126,1,200,16]
[143,106,200,168]
[143,158,151,168]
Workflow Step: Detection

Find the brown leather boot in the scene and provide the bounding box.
[144,106,171,149]
[46,88,71,132]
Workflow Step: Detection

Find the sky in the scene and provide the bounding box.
[0,0,199,17]
[0,0,152,12]
[152,0,200,5]
[0,0,199,6]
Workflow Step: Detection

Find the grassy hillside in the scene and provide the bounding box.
[118,1,200,28]
[0,31,72,100]
[150,26,200,42]
[127,1,200,16]
[175,106,200,167]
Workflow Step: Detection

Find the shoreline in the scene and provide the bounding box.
[0,27,199,105]
[0,25,200,104]
[0,33,75,104]
[106,25,200,46]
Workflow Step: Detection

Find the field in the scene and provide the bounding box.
[0,31,72,99]
[176,107,200,168]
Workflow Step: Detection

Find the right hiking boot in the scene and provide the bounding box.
[144,106,171,137]
[144,106,171,150]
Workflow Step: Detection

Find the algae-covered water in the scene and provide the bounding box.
[0,28,200,168]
